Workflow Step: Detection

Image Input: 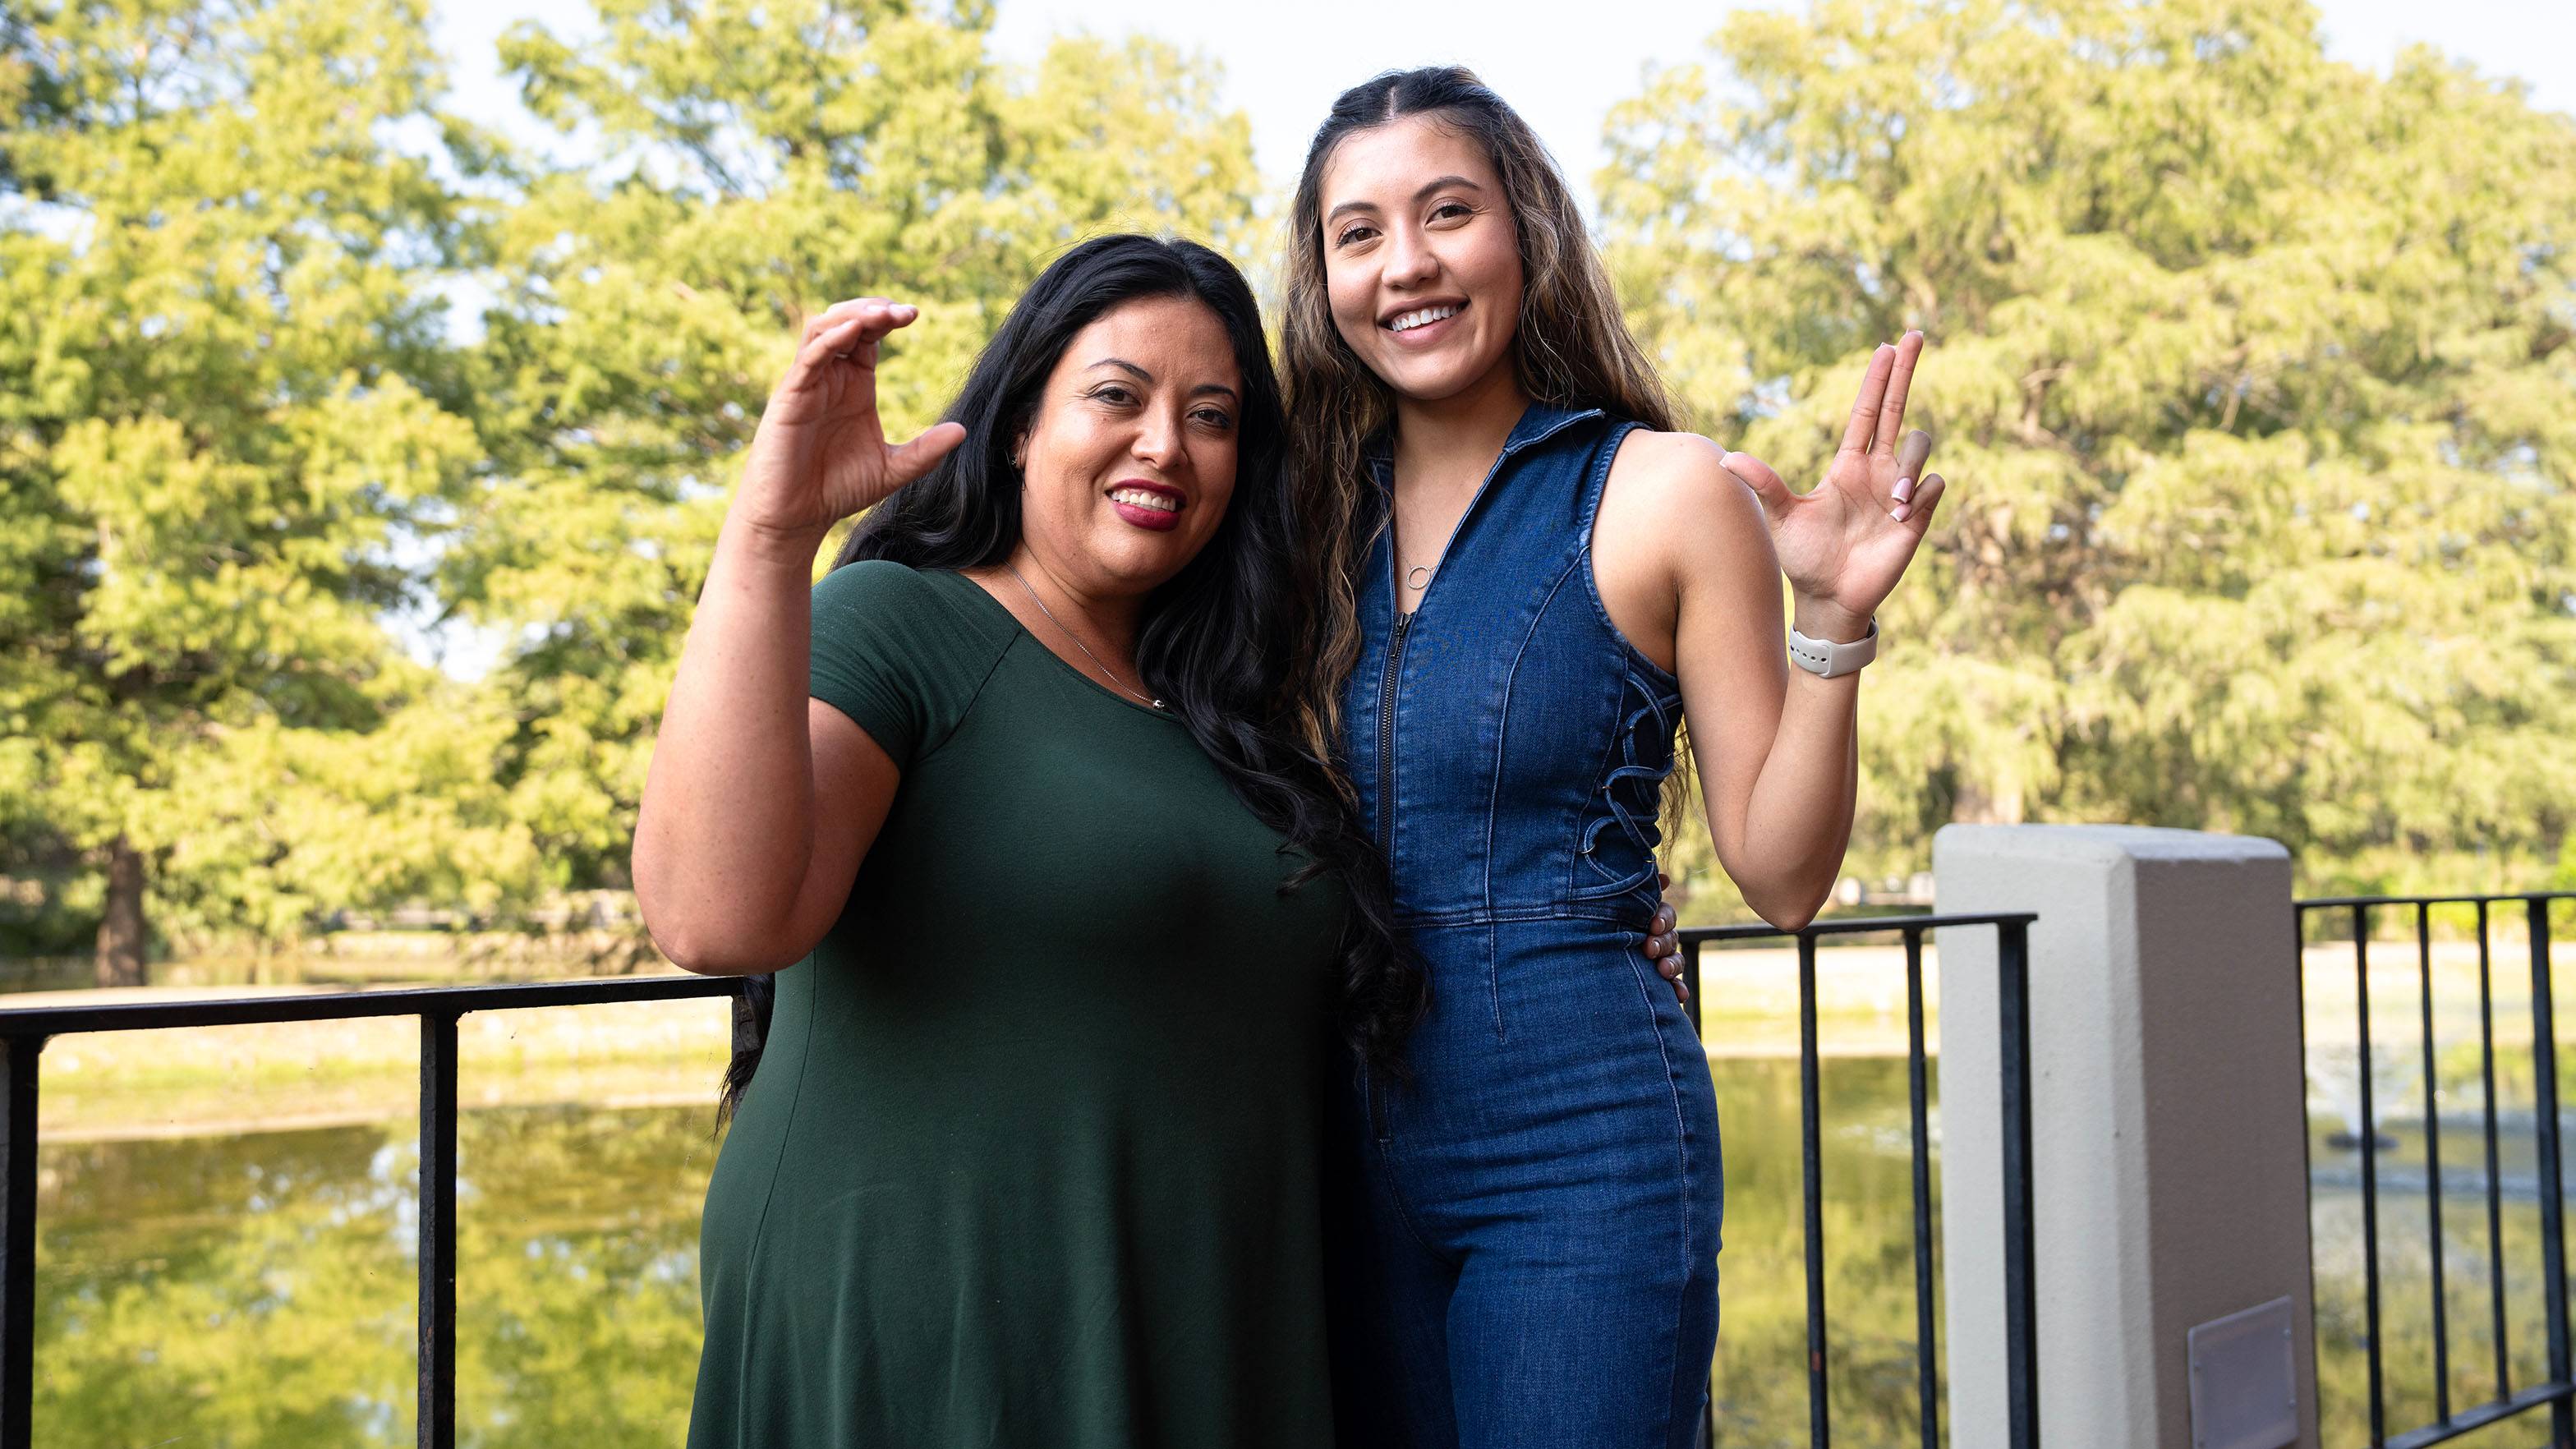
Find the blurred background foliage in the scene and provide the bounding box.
[2,0,2570,974]
[1606,0,2576,920]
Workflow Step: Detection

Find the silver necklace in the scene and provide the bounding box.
[1003,564,1164,711]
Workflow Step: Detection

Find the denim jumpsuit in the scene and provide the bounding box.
[1327,403,1725,1449]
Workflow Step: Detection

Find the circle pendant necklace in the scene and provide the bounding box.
[1004,564,1164,711]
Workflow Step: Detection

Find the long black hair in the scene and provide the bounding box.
[720,233,1422,1120]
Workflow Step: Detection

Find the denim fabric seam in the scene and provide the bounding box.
[1391,900,1651,927]
[1346,523,1392,844]
[1483,553,1587,922]
[1369,1129,1463,1270]
[1479,922,1506,1046]
[1624,946,1699,1438]
[1493,405,1604,465]
[1563,657,1633,904]
[1571,425,1684,697]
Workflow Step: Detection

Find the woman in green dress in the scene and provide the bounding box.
[631,234,1417,1447]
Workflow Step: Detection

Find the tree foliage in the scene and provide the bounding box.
[1603,0,2576,902]
[441,0,1263,896]
[0,0,1261,969]
[0,0,518,977]
[6,0,2572,963]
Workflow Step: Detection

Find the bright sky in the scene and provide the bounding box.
[430,0,2575,194]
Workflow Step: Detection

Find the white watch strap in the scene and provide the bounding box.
[1787,618,1878,678]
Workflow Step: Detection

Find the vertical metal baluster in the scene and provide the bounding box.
[419,1014,459,1449]
[1690,927,1710,1443]
[1904,927,1939,1449]
[2530,897,2572,1447]
[0,1035,39,1449]
[1997,918,2039,1448]
[1684,937,1703,1037]
[1689,935,1714,1449]
[2418,901,2450,1421]
[2475,901,2508,1402]
[2356,903,2385,1445]
[1799,930,1829,1449]
[2292,905,2323,1447]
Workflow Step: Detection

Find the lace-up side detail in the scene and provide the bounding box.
[1572,665,1681,904]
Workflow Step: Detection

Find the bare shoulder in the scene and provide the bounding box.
[1595,428,1778,671]
[1601,429,1770,561]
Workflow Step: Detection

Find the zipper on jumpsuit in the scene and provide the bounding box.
[1369,422,1540,857]
[1368,434,1514,1140]
[1373,613,1411,854]
[1366,613,1409,1143]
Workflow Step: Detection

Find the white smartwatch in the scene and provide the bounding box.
[1787,618,1878,678]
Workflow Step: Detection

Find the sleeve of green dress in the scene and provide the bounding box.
[807,560,1011,769]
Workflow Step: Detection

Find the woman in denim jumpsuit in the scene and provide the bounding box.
[1279,70,1952,1447]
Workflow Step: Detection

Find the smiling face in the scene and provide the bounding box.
[1317,113,1525,406]
[1012,293,1244,600]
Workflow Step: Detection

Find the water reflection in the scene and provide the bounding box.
[34,1059,1973,1446]
[2307,1102,2576,1448]
[38,1106,720,1447]
[1705,1057,1949,1447]
[45,1051,2514,1447]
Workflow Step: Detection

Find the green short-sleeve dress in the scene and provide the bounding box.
[687,561,1346,1449]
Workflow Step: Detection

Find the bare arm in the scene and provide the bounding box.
[631,297,965,973]
[632,522,900,973]
[1649,334,1951,930]
[1643,438,1857,929]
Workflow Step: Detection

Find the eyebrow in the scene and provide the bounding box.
[1325,174,1484,226]
[1083,357,1240,402]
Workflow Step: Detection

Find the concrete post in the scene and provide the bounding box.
[1934,825,2318,1449]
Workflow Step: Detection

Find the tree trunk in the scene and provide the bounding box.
[94,836,147,989]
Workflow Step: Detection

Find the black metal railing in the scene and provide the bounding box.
[0,974,742,1449]
[2296,890,2576,1448]
[1677,911,2041,1449]
[0,918,2044,1449]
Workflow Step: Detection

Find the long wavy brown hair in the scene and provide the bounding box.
[1279,67,1681,765]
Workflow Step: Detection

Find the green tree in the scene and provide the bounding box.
[0,0,512,979]
[441,0,1262,895]
[1603,0,2576,904]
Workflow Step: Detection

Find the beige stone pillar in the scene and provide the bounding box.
[1934,825,2319,1449]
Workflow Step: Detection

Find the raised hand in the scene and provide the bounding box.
[735,297,969,545]
[1720,332,1948,637]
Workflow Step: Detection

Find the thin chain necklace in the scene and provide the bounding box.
[1003,563,1164,711]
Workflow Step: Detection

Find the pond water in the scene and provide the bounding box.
[29,1052,2572,1446]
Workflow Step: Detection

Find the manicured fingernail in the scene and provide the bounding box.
[1892,502,1911,522]
[1893,476,1915,505]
